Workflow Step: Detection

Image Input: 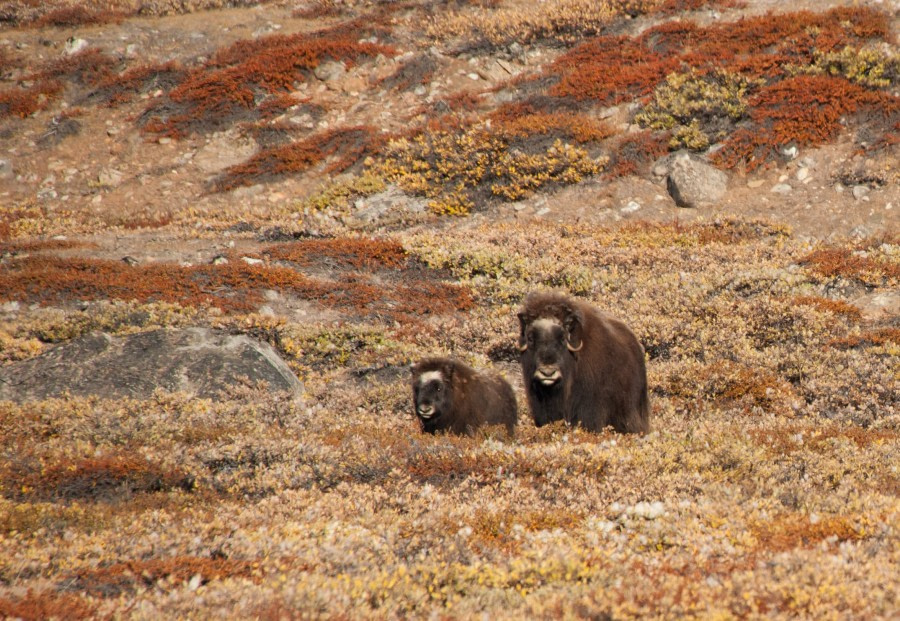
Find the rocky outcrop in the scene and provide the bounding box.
[0,328,303,402]
[666,153,729,208]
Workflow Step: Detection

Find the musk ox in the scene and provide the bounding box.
[411,357,517,436]
[517,292,650,433]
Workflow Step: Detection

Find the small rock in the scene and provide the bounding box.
[782,145,799,159]
[620,201,641,214]
[158,137,172,145]
[1,301,21,313]
[771,183,792,194]
[98,168,123,188]
[535,207,551,217]
[747,179,765,188]
[121,256,139,266]
[0,159,13,179]
[467,72,480,81]
[340,75,367,94]
[188,574,202,592]
[630,501,665,520]
[849,225,872,238]
[796,167,810,182]
[211,255,228,265]
[851,185,869,200]
[232,184,265,199]
[598,105,618,119]
[852,291,900,321]
[495,59,516,76]
[241,256,263,266]
[652,162,668,177]
[64,37,88,56]
[666,153,728,208]
[314,60,346,82]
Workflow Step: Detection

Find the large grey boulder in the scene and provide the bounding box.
[0,328,303,402]
[666,153,728,208]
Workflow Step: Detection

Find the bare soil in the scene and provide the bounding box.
[0,0,896,269]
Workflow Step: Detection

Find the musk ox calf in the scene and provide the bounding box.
[411,357,517,436]
[517,292,650,433]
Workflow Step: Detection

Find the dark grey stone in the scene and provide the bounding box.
[0,328,303,402]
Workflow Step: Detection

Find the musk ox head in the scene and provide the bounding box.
[412,361,454,424]
[517,299,584,388]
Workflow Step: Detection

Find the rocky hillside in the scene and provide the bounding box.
[0,0,898,618]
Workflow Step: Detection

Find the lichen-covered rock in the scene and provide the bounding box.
[0,327,303,402]
[666,153,728,208]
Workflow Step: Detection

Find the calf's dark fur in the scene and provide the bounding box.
[411,357,517,436]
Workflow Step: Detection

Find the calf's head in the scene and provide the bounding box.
[517,303,584,389]
[412,365,453,421]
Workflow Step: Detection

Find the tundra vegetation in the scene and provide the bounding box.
[1,219,897,618]
[0,0,898,619]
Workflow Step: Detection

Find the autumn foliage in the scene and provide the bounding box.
[0,238,472,322]
[140,33,394,138]
[216,126,384,191]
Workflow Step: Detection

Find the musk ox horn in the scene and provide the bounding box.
[566,339,583,353]
[516,340,528,352]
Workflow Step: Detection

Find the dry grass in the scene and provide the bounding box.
[0,2,897,618]
[0,218,896,618]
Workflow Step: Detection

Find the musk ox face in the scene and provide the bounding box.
[518,309,583,387]
[413,369,452,423]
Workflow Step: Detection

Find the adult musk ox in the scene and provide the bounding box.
[411,357,517,436]
[517,292,650,433]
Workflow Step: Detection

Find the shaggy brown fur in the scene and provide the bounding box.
[517,292,649,433]
[411,357,517,436]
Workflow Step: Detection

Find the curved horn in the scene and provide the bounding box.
[516,311,529,352]
[566,340,583,353]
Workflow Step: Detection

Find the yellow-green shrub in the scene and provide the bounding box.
[635,69,761,150]
[788,45,899,88]
[369,126,605,215]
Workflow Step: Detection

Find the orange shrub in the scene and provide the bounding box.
[265,237,407,270]
[141,34,394,138]
[3,451,195,502]
[0,591,96,621]
[801,247,900,281]
[216,126,383,191]
[32,6,123,28]
[713,76,898,170]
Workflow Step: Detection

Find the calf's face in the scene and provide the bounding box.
[413,370,452,421]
